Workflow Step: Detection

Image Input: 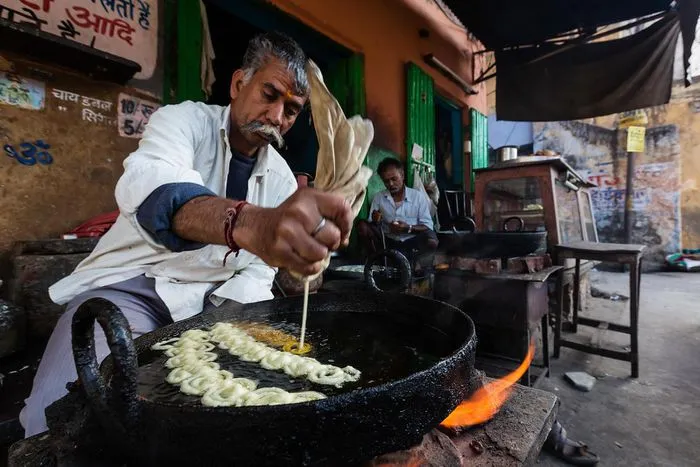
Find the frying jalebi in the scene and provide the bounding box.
[150,322,361,407]
[208,323,360,387]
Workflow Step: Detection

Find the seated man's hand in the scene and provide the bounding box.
[389,220,409,234]
[371,210,383,223]
[237,188,352,277]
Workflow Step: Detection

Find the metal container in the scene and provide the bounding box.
[498,146,518,161]
[67,292,478,466]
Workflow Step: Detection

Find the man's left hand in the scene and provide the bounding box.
[390,220,409,233]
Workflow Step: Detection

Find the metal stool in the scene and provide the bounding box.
[554,241,646,378]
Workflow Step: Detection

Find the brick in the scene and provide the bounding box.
[524,256,545,273]
[433,253,449,265]
[506,258,528,273]
[451,257,477,271]
[474,259,501,274]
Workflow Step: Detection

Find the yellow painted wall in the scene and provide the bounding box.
[586,86,700,249]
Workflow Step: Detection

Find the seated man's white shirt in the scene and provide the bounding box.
[368,187,434,241]
[49,101,297,322]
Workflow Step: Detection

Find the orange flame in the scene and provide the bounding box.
[440,343,535,429]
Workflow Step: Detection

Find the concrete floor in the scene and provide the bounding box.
[537,270,700,467]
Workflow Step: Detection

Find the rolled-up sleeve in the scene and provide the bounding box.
[136,182,216,252]
[115,101,209,250]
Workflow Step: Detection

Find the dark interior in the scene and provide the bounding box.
[203,0,352,176]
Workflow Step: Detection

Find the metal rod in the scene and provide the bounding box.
[474,71,497,85]
[410,158,434,170]
[480,61,496,76]
[474,62,497,84]
[379,223,388,271]
[422,54,478,95]
[526,11,668,66]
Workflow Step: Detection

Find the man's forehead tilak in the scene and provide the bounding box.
[263,81,305,108]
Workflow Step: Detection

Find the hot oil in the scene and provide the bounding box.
[137,311,454,406]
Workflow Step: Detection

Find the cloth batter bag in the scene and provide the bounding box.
[292,60,374,280]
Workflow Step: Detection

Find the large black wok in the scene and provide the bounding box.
[70,292,477,466]
[437,230,547,258]
[437,216,547,259]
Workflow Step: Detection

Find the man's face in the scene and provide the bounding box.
[380,166,404,195]
[229,57,307,150]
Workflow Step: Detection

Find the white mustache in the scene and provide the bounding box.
[241,121,284,148]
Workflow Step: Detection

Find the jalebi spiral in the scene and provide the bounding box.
[150,322,360,407]
[207,322,360,387]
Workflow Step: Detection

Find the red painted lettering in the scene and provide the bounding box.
[66,6,135,45]
[20,0,54,13]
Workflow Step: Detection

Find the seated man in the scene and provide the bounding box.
[19,31,352,437]
[357,158,438,271]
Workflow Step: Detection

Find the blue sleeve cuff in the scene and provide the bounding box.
[136,182,216,252]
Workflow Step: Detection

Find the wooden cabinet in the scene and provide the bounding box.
[474,157,598,254]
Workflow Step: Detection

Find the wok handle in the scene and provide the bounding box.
[72,297,139,445]
[364,249,412,292]
[503,216,525,232]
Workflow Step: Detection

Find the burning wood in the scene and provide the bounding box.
[440,343,535,429]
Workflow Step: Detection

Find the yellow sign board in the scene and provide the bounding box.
[619,110,648,129]
[627,126,646,153]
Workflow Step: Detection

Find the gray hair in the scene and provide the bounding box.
[242,31,309,96]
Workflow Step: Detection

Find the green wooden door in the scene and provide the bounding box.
[324,54,370,220]
[325,54,366,117]
[470,109,488,189]
[406,63,436,187]
[323,54,371,253]
[172,0,205,103]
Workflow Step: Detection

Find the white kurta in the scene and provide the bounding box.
[49,101,297,322]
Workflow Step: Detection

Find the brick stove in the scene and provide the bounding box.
[367,382,558,466]
[8,376,558,467]
[434,253,561,388]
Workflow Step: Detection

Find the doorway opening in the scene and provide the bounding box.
[203,0,356,175]
[434,94,465,228]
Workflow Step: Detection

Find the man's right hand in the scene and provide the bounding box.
[371,210,382,223]
[235,188,352,276]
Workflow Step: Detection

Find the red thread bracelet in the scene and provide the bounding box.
[223,200,249,266]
